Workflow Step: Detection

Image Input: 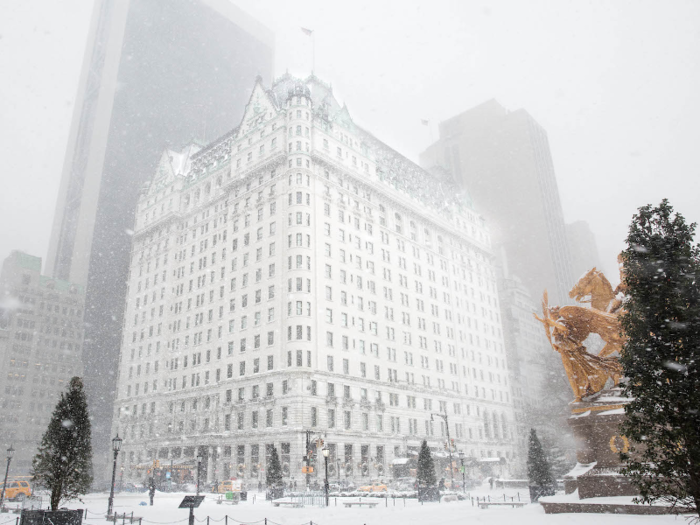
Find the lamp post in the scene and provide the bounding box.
[196,452,203,496]
[107,434,122,517]
[0,445,14,510]
[322,447,330,507]
[431,410,455,488]
[458,451,466,493]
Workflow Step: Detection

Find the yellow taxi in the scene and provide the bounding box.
[0,480,32,500]
[217,479,243,494]
[357,482,387,492]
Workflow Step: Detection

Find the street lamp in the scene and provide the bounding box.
[431,411,455,489]
[107,434,122,517]
[0,445,15,510]
[195,452,203,496]
[458,451,466,493]
[322,447,330,507]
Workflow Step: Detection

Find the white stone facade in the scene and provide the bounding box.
[112,75,517,487]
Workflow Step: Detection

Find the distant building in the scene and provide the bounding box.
[420,99,574,305]
[421,100,578,476]
[112,74,518,487]
[0,252,84,472]
[45,0,274,464]
[566,220,601,280]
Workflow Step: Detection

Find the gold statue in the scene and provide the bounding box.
[536,266,626,402]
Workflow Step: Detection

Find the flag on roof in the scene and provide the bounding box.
[301,28,314,36]
[421,119,430,126]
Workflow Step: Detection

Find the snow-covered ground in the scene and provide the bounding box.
[0,486,690,525]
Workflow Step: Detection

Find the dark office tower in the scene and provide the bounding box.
[45,0,274,465]
[420,100,574,305]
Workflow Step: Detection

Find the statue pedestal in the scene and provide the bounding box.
[540,389,673,514]
[566,388,637,499]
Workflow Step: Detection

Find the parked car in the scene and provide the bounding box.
[358,482,388,492]
[0,480,32,500]
[217,479,244,494]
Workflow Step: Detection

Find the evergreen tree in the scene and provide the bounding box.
[527,429,554,486]
[266,446,283,488]
[32,377,93,510]
[619,200,700,518]
[416,440,436,487]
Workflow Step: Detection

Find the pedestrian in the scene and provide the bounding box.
[148,478,156,506]
[489,477,494,490]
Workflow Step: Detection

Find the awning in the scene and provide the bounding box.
[480,457,504,463]
[391,458,410,465]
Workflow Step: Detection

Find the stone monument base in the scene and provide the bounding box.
[540,493,677,515]
[541,388,669,514]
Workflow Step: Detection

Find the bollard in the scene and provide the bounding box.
[504,494,506,502]
[131,510,134,523]
[15,518,19,525]
[122,512,126,525]
[208,517,210,525]
[517,492,520,501]
[265,519,267,525]
[225,516,228,525]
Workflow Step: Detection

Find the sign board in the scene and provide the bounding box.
[166,472,171,479]
[178,496,205,509]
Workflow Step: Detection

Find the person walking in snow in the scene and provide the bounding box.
[148,479,156,506]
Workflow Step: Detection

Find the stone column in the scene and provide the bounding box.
[207,446,215,484]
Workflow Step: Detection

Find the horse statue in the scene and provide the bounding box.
[536,265,626,402]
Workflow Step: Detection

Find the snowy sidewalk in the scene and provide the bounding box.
[0,490,687,525]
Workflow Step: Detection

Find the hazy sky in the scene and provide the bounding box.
[1,0,699,281]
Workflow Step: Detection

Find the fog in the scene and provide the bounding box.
[1,0,699,276]
[1,0,700,507]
